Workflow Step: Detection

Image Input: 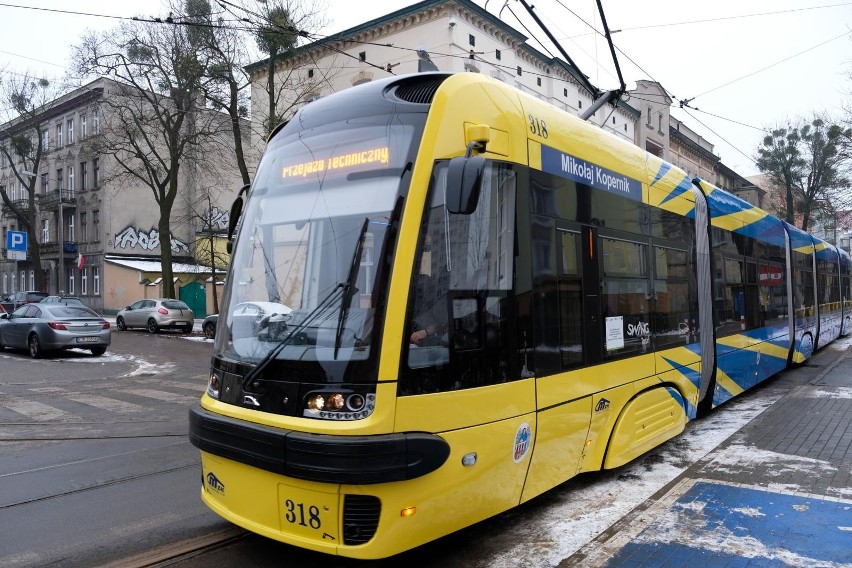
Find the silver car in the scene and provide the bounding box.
[116,298,194,333]
[0,303,111,358]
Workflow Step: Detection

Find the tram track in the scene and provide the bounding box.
[96,527,249,568]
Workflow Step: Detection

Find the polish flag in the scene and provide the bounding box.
[77,253,85,270]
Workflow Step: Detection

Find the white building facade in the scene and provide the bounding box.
[246,0,641,143]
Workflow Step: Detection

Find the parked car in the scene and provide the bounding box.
[205,302,292,341]
[202,313,218,339]
[40,295,86,307]
[0,303,111,358]
[231,301,292,338]
[0,291,49,313]
[115,298,194,333]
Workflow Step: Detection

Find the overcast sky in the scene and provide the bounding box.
[1,0,850,177]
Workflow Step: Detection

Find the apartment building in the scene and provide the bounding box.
[0,78,241,315]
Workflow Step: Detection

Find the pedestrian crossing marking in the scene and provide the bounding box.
[120,388,199,405]
[64,393,145,414]
[0,392,75,422]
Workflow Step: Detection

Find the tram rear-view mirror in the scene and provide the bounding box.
[446,155,484,215]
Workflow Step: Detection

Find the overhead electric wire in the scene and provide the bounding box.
[690,30,850,99]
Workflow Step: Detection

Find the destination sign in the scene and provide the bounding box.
[541,144,642,202]
[282,146,390,179]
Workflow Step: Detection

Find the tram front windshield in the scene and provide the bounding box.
[213,120,416,382]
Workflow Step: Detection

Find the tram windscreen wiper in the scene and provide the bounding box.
[334,217,369,359]
[241,284,345,388]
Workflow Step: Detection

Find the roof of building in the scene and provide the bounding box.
[105,255,224,274]
[245,0,639,117]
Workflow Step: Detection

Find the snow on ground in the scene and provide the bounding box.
[487,386,788,568]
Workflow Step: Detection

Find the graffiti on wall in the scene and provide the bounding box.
[202,207,230,231]
[114,226,191,255]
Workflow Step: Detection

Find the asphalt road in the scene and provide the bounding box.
[0,328,228,568]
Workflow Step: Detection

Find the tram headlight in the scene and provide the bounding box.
[207,371,222,399]
[306,394,325,412]
[301,389,375,420]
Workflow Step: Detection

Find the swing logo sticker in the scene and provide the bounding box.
[513,423,531,463]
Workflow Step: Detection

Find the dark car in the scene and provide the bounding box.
[115,298,194,333]
[40,295,86,307]
[0,303,111,358]
[0,291,49,313]
[202,313,218,339]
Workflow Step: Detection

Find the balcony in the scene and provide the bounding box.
[38,189,77,210]
[39,240,78,255]
[1,199,31,217]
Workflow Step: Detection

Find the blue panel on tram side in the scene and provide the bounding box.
[605,481,852,567]
[735,215,788,248]
[659,176,693,206]
[785,221,815,250]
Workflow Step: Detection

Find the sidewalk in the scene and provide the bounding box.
[571,338,852,567]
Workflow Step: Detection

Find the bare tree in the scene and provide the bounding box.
[756,115,851,232]
[0,73,66,292]
[245,0,330,137]
[72,16,226,299]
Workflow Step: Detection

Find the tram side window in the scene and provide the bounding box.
[559,230,583,369]
[759,262,787,322]
[652,246,694,349]
[601,237,651,360]
[793,267,815,319]
[716,257,745,336]
[401,161,520,395]
[818,258,840,306]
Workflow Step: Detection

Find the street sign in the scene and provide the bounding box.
[6,230,27,260]
[6,230,27,250]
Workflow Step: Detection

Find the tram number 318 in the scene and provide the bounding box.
[284,499,322,529]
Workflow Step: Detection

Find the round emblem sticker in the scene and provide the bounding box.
[513,422,531,463]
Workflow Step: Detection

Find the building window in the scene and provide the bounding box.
[80,212,87,243]
[612,116,616,125]
[536,77,541,87]
[42,219,49,242]
[93,266,100,295]
[624,123,627,132]
[658,113,663,131]
[80,161,88,191]
[67,268,74,295]
[93,109,100,134]
[468,34,475,46]
[56,168,63,191]
[517,66,522,76]
[29,270,34,291]
[68,165,74,195]
[67,214,74,242]
[563,88,567,97]
[56,123,63,147]
[307,68,314,78]
[67,118,74,144]
[495,49,501,60]
[647,107,653,126]
[20,270,25,292]
[578,100,582,109]
[41,130,49,151]
[93,158,100,187]
[81,115,87,138]
[81,268,88,295]
[93,210,99,240]
[359,51,366,61]
[41,173,48,195]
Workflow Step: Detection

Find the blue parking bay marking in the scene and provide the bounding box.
[606,480,852,567]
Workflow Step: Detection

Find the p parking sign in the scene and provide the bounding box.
[6,230,27,260]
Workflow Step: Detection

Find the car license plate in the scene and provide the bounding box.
[278,483,339,543]
[76,337,99,343]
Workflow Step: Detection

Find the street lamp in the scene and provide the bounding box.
[22,170,65,294]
